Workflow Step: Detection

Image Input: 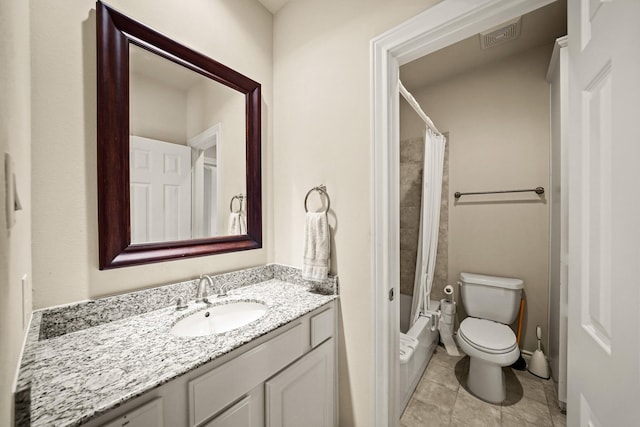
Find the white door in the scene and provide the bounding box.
[191,156,218,238]
[203,162,218,236]
[548,37,569,407]
[189,125,221,239]
[130,136,192,243]
[567,1,640,425]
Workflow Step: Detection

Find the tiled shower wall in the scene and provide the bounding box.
[399,136,449,302]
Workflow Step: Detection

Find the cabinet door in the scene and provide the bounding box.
[102,398,163,427]
[203,396,253,427]
[189,324,304,426]
[265,338,335,427]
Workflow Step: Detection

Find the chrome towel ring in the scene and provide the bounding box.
[304,185,330,213]
[230,194,245,213]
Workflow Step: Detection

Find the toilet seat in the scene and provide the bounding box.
[458,317,518,354]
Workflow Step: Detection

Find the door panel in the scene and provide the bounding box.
[567,0,640,424]
[130,136,191,243]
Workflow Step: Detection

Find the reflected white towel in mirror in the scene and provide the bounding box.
[228,212,247,235]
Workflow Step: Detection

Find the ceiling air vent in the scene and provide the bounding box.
[480,17,521,49]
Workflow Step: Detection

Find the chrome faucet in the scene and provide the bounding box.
[169,296,188,310]
[196,275,214,303]
[217,282,234,298]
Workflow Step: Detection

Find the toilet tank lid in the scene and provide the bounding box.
[459,272,523,290]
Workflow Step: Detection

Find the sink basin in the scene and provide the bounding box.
[170,302,267,337]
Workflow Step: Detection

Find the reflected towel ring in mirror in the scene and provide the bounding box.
[230,194,245,213]
[304,185,330,213]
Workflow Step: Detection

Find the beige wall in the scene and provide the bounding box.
[130,72,188,144]
[0,0,32,424]
[30,0,273,308]
[400,45,552,352]
[272,1,439,425]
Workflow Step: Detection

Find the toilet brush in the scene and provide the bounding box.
[527,325,550,379]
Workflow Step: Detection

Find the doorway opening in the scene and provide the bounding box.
[370,0,562,424]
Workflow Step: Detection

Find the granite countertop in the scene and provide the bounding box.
[15,265,338,427]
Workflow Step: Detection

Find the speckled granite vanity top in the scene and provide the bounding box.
[14,264,338,427]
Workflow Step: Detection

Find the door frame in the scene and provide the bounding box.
[188,123,223,238]
[370,0,556,424]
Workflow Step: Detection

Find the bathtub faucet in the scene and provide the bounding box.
[423,308,441,332]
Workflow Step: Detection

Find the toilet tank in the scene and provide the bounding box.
[459,272,523,324]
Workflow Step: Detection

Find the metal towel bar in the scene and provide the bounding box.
[454,187,544,199]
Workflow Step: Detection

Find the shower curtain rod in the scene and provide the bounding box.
[398,80,441,135]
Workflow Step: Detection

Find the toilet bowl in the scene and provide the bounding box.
[457,272,524,403]
[456,317,519,403]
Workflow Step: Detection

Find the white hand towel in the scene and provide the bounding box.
[302,212,330,281]
[228,212,247,235]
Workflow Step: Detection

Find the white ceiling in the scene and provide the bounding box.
[256,0,290,14]
[400,0,566,91]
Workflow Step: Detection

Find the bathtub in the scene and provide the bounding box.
[399,294,439,412]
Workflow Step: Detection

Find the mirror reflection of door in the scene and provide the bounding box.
[203,161,218,236]
[189,124,222,239]
[129,44,246,244]
[130,136,191,243]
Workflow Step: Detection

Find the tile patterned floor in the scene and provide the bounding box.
[401,346,567,427]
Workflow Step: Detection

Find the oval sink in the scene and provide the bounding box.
[170,302,267,337]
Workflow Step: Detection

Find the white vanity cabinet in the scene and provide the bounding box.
[87,301,337,427]
[263,306,336,427]
[189,323,305,426]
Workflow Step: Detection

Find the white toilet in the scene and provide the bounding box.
[456,272,523,403]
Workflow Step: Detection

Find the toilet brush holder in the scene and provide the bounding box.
[527,325,550,379]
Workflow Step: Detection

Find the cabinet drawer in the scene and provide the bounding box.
[310,307,334,348]
[102,398,163,427]
[189,323,304,426]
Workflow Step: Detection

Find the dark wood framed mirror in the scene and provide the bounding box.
[97,1,262,269]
